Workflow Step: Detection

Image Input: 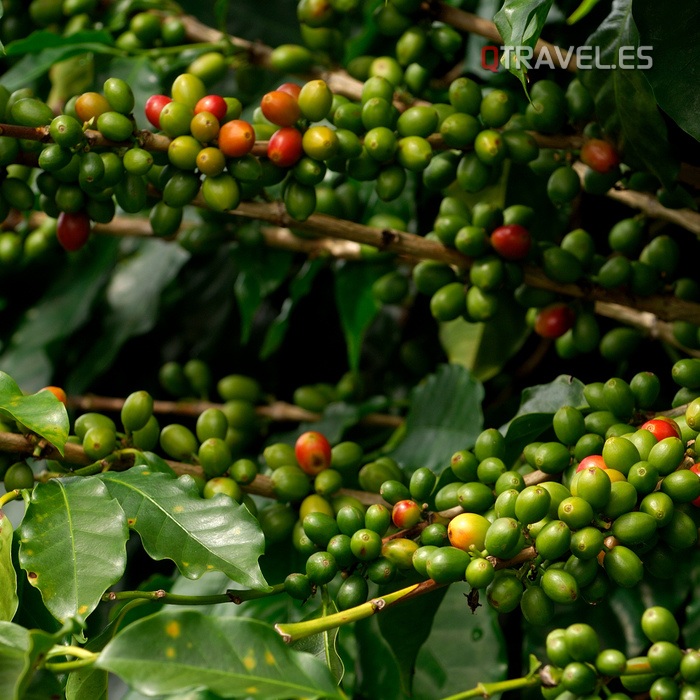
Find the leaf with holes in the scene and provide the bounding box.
[18,477,128,624]
[96,611,344,699]
[98,467,267,590]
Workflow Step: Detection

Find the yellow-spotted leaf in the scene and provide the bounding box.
[0,511,17,622]
[18,477,128,624]
[98,467,267,590]
[0,372,69,454]
[96,611,344,699]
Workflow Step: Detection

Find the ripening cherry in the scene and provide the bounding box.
[295,431,332,475]
[391,499,422,529]
[40,386,67,405]
[218,119,255,158]
[276,82,302,100]
[144,94,173,129]
[260,90,301,127]
[690,464,700,506]
[576,454,607,472]
[56,211,91,252]
[490,224,532,260]
[580,138,619,174]
[640,417,681,442]
[534,303,575,339]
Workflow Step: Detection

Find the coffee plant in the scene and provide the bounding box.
[0,0,699,698]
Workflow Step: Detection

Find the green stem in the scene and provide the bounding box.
[438,674,542,700]
[102,583,285,605]
[44,656,98,673]
[46,644,96,661]
[0,489,20,508]
[275,579,442,643]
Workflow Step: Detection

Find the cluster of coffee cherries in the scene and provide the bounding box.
[271,367,700,619]
[539,611,700,698]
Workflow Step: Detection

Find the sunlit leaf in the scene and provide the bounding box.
[99,467,268,589]
[96,610,344,699]
[0,511,17,622]
[18,478,128,624]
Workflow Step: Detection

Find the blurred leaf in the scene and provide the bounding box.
[96,610,344,699]
[413,586,507,699]
[334,261,382,372]
[494,0,555,90]
[377,577,448,695]
[18,478,128,624]
[567,0,603,24]
[0,511,17,622]
[0,373,68,453]
[354,614,405,700]
[5,30,114,56]
[99,467,268,589]
[0,621,57,699]
[261,259,324,359]
[0,31,119,92]
[214,0,230,32]
[440,303,529,382]
[634,1,700,142]
[581,0,679,188]
[66,239,189,393]
[385,364,484,471]
[0,238,119,393]
[233,246,293,344]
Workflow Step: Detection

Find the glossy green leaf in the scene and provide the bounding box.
[503,413,554,466]
[0,238,119,393]
[0,510,17,622]
[0,373,69,454]
[261,258,325,359]
[66,239,190,393]
[413,586,507,699]
[99,467,268,589]
[334,261,382,372]
[385,364,484,471]
[132,451,177,475]
[233,245,293,344]
[494,0,555,89]
[633,1,700,142]
[96,610,344,699]
[581,0,678,187]
[18,477,128,624]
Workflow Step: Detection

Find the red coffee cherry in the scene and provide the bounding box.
[534,303,575,339]
[144,94,173,129]
[267,127,303,167]
[576,454,607,473]
[580,139,619,174]
[490,224,532,260]
[295,430,332,476]
[194,94,228,122]
[277,82,302,100]
[56,211,91,252]
[640,417,681,442]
